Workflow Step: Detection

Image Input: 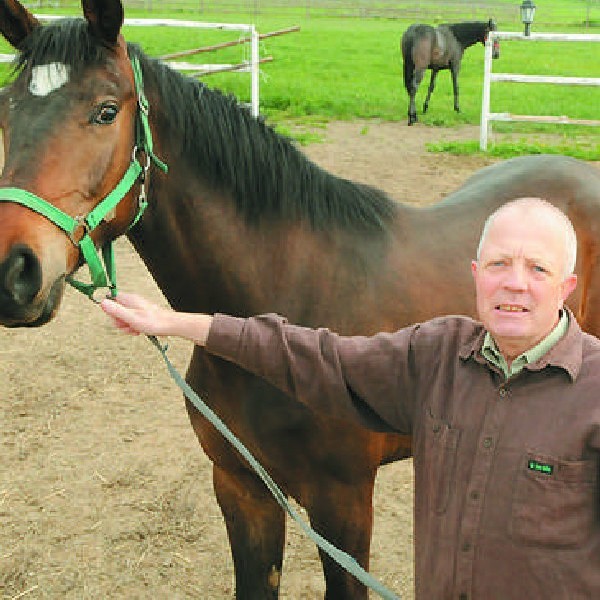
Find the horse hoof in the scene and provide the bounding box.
[408,116,417,126]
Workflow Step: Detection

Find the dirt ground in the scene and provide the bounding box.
[0,121,500,600]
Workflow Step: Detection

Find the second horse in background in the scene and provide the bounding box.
[401,19,500,125]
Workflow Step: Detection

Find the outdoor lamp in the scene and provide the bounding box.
[520,0,536,36]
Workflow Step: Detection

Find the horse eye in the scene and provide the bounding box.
[92,102,119,125]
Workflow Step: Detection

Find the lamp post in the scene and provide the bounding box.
[520,0,536,36]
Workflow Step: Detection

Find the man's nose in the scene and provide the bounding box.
[503,265,528,289]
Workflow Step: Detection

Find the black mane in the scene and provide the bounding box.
[132,46,396,232]
[10,17,397,232]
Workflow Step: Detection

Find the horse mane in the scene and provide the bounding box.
[131,46,396,232]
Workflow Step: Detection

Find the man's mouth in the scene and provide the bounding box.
[496,304,528,312]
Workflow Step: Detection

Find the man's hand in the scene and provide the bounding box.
[100,292,213,346]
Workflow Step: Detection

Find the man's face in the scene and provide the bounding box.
[471,207,577,361]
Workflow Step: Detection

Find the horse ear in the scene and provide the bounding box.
[81,0,124,47]
[0,0,40,49]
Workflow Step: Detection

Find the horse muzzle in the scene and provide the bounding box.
[0,243,64,326]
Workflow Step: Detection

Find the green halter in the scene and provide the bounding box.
[0,54,168,300]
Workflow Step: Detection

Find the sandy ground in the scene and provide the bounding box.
[0,121,501,599]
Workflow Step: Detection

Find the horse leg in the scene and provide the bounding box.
[182,363,286,599]
[423,69,438,114]
[213,463,286,599]
[451,64,461,112]
[408,67,425,125]
[307,476,376,599]
[404,61,418,126]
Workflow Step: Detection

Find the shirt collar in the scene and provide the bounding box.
[460,307,583,381]
[481,310,569,378]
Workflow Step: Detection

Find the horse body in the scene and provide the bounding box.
[0,2,600,598]
[123,88,414,596]
[401,20,499,125]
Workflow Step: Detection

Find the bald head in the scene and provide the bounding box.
[476,198,577,278]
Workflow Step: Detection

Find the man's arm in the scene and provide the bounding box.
[101,292,417,433]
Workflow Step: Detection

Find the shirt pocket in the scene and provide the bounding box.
[423,411,461,515]
[509,452,596,548]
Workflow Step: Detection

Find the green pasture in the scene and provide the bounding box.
[0,0,599,157]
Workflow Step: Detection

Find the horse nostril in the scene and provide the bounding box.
[1,244,42,306]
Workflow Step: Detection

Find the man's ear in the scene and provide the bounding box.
[471,260,479,280]
[561,273,578,302]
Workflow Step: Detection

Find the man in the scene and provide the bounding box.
[101,198,600,599]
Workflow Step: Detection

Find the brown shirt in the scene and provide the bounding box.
[206,310,600,599]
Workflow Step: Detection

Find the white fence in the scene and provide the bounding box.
[1,16,262,117]
[480,31,600,150]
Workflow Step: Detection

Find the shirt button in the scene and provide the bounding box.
[483,437,493,448]
[462,541,471,552]
[470,490,480,500]
[459,594,468,600]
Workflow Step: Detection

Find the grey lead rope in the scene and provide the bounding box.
[146,334,400,600]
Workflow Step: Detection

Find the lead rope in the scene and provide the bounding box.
[144,334,400,599]
[75,54,399,600]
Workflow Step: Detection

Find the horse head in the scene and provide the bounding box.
[487,18,500,59]
[0,0,143,326]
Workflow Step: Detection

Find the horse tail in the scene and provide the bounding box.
[400,26,417,93]
[402,55,413,94]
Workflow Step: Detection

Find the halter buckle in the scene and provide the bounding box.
[132,145,152,171]
[138,91,149,116]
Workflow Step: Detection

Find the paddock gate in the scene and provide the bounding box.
[480,31,600,150]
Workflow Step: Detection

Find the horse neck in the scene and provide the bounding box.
[123,57,275,314]
[449,22,485,49]
[127,178,397,325]
[126,183,283,316]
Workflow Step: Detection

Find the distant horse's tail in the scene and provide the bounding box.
[401,30,415,94]
[402,55,415,94]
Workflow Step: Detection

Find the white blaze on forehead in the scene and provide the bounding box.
[29,63,70,97]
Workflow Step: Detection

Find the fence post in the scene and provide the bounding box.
[480,33,493,151]
[250,25,260,117]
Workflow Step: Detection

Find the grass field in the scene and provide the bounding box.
[0,1,598,157]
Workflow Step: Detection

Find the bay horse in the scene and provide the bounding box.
[0,1,600,598]
[401,20,500,125]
